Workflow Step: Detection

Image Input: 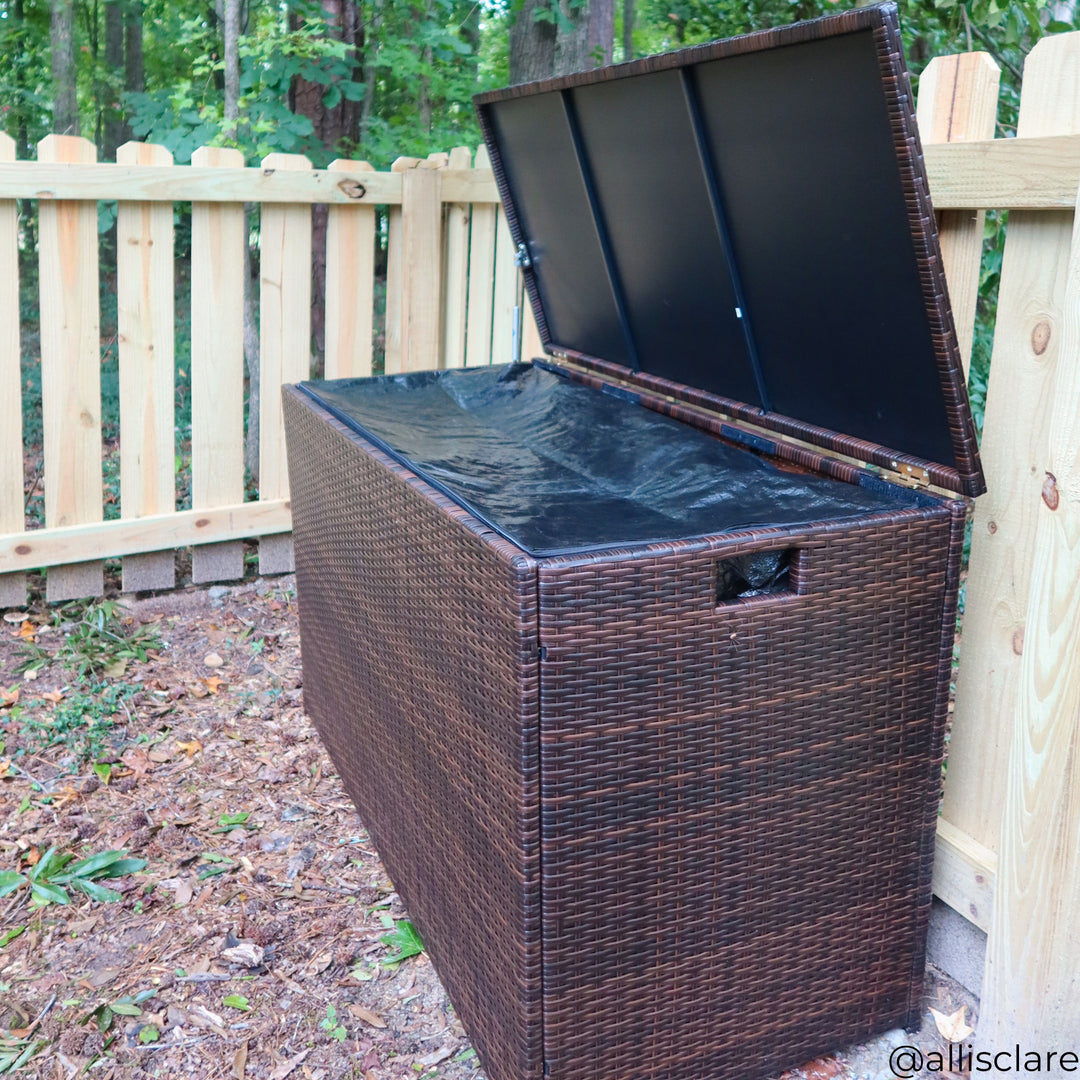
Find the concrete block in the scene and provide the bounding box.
[191,541,244,584]
[0,572,26,610]
[927,895,986,996]
[46,561,104,603]
[122,551,176,594]
[257,534,294,576]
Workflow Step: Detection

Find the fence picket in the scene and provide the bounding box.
[190,145,246,584]
[37,134,103,602]
[465,145,496,367]
[942,33,1080,858]
[442,147,473,369]
[116,141,177,593]
[0,133,23,608]
[258,153,313,574]
[325,159,376,379]
[492,207,520,364]
[384,160,406,375]
[917,52,1001,377]
[400,165,443,371]
[521,300,544,363]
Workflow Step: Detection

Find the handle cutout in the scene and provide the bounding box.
[716,549,795,604]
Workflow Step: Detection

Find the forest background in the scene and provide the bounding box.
[0,0,1072,494]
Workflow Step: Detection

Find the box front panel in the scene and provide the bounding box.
[283,389,543,1080]
[537,507,962,1080]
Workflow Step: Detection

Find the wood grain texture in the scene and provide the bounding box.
[980,172,1080,1053]
[190,145,245,584]
[442,147,472,369]
[491,207,519,364]
[400,165,443,371]
[325,159,376,379]
[258,153,312,575]
[521,300,545,364]
[384,161,405,375]
[37,134,104,602]
[925,135,1080,209]
[465,146,496,368]
[943,33,1080,855]
[933,818,998,933]
[0,499,290,573]
[116,141,176,593]
[0,132,24,607]
[917,52,1000,377]
[0,161,404,203]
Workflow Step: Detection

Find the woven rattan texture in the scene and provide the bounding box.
[283,388,544,1080]
[536,507,963,1080]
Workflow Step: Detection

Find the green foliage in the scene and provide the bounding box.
[0,847,147,909]
[380,918,425,964]
[5,683,136,762]
[320,1003,347,1041]
[17,599,162,680]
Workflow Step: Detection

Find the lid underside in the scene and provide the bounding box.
[475,4,985,496]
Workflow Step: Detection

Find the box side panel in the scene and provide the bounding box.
[537,507,958,1080]
[283,387,543,1080]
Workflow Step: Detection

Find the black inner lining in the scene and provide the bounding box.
[301,364,926,559]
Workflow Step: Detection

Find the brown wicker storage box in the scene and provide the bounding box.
[283,6,984,1080]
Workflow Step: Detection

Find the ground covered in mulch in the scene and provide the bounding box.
[0,576,976,1080]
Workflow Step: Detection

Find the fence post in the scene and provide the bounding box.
[442,146,472,369]
[492,205,519,364]
[37,134,104,603]
[258,153,313,575]
[190,145,246,584]
[941,33,1080,865]
[0,132,24,608]
[325,159,376,379]
[917,52,1001,377]
[980,31,1080,1053]
[465,145,496,367]
[116,141,177,593]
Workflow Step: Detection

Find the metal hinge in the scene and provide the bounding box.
[885,461,931,489]
[513,242,532,269]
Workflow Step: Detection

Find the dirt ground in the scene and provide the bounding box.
[0,574,977,1079]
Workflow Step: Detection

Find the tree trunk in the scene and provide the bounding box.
[125,1,144,95]
[103,1,124,160]
[621,0,633,61]
[555,0,615,75]
[509,0,557,84]
[50,0,78,135]
[223,0,240,126]
[360,0,380,152]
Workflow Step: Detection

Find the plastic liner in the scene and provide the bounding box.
[300,363,924,558]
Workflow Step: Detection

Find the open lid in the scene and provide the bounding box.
[474,3,985,496]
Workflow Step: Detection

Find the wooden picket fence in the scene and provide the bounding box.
[0,137,540,601]
[4,32,1080,1043]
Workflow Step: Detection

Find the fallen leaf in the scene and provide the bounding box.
[188,1003,226,1034]
[268,1049,310,1080]
[120,747,152,781]
[347,1005,386,1029]
[203,652,224,669]
[417,1047,453,1068]
[202,675,224,695]
[148,748,173,763]
[102,658,128,678]
[222,941,265,968]
[176,739,203,758]
[18,621,36,640]
[930,1005,975,1043]
[0,687,19,708]
[42,689,64,703]
[800,1058,845,1080]
[234,1042,248,1080]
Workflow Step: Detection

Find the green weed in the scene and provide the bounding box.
[0,847,147,909]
